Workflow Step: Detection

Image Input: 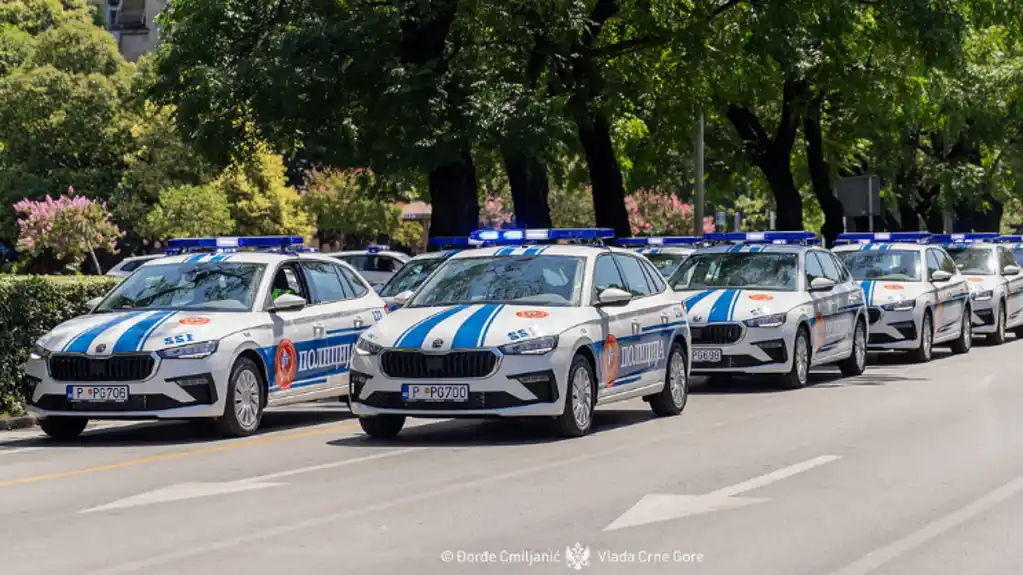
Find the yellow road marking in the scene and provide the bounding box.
[0,422,360,489]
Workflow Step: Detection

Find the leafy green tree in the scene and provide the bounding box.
[0,0,94,35]
[302,168,417,247]
[143,184,235,240]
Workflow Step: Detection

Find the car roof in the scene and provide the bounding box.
[635,247,695,254]
[327,250,409,259]
[445,244,635,259]
[408,250,459,262]
[832,243,929,252]
[696,243,815,254]
[149,252,346,266]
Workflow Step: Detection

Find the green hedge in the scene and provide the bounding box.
[0,275,120,415]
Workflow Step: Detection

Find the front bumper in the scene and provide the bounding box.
[688,323,791,374]
[349,348,570,418]
[23,354,228,420]
[969,296,998,333]
[866,308,920,349]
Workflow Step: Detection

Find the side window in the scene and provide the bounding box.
[998,247,1017,271]
[381,257,403,272]
[302,261,350,303]
[827,252,852,282]
[337,265,369,297]
[925,250,942,278]
[270,263,308,302]
[804,252,826,285]
[640,259,667,292]
[614,255,655,297]
[340,255,370,271]
[814,251,842,282]
[593,254,626,297]
[937,250,957,274]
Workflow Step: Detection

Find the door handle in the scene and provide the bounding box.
[661,314,669,324]
[354,317,364,328]
[313,323,325,338]
[632,320,641,335]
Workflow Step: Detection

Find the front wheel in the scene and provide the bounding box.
[556,354,596,437]
[839,319,867,377]
[779,327,810,390]
[910,313,934,363]
[215,357,265,438]
[39,417,88,440]
[950,307,973,354]
[988,303,1007,345]
[359,415,406,439]
[648,342,688,417]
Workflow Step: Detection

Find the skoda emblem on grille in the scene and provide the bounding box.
[692,314,704,323]
[95,344,106,353]
[431,339,444,349]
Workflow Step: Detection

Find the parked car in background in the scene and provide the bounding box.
[613,237,704,277]
[377,237,478,311]
[326,246,410,287]
[106,254,164,278]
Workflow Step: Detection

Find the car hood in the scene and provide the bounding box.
[364,304,591,350]
[38,310,259,355]
[856,280,933,307]
[961,274,999,292]
[676,289,807,324]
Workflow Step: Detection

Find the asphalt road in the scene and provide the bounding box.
[3,338,1023,575]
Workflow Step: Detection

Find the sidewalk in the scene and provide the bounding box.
[0,414,35,431]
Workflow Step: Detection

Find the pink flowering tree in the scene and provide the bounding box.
[14,187,123,274]
[625,189,716,236]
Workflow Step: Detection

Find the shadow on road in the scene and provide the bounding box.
[328,408,660,448]
[1,402,355,449]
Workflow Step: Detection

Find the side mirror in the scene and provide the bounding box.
[809,277,836,292]
[930,270,953,282]
[392,290,414,307]
[597,287,632,306]
[1003,265,1021,276]
[86,297,103,311]
[271,293,307,311]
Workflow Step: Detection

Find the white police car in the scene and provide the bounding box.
[23,236,386,440]
[377,237,479,312]
[668,232,868,389]
[349,228,692,438]
[832,232,972,362]
[929,234,1023,344]
[327,245,410,287]
[1000,235,1023,266]
[613,237,703,278]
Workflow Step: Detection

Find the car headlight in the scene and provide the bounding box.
[355,336,384,356]
[499,335,559,355]
[972,290,993,301]
[882,298,916,312]
[743,313,787,328]
[30,343,51,360]
[158,341,218,359]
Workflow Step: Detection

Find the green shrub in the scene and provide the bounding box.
[0,275,119,414]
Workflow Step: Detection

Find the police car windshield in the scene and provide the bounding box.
[645,253,688,277]
[1013,250,1023,266]
[947,247,995,275]
[408,255,585,307]
[97,262,265,312]
[379,257,446,297]
[670,253,798,291]
[835,251,921,281]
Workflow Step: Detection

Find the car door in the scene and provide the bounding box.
[297,260,377,397]
[591,254,632,397]
[997,246,1023,326]
[803,251,833,359]
[927,248,966,340]
[815,250,858,360]
[265,261,322,403]
[611,253,670,393]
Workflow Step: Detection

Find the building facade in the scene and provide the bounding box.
[90,0,167,62]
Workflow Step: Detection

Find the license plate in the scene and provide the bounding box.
[401,384,469,403]
[66,385,129,403]
[693,348,723,363]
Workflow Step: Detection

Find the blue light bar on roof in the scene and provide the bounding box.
[427,237,480,248]
[614,236,704,246]
[167,236,303,250]
[996,235,1023,243]
[928,233,998,244]
[703,231,817,244]
[469,228,614,244]
[836,232,932,243]
[366,245,390,253]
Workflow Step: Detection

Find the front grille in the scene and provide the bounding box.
[868,307,884,324]
[690,324,743,345]
[359,391,533,410]
[380,351,497,379]
[48,354,154,382]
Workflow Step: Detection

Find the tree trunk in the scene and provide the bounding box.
[577,110,631,236]
[918,184,944,232]
[503,150,552,228]
[802,96,844,246]
[428,150,480,237]
[726,79,808,231]
[893,169,920,231]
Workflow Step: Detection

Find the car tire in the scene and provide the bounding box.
[779,326,810,390]
[358,415,406,439]
[38,417,87,440]
[215,357,265,438]
[556,354,596,437]
[1014,326,1023,339]
[839,318,867,377]
[950,306,973,354]
[911,312,934,363]
[988,303,1007,345]
[648,341,688,417]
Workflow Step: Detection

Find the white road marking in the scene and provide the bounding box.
[604,455,842,531]
[0,448,39,457]
[81,449,421,513]
[829,472,1023,575]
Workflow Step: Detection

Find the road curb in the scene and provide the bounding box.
[0,415,37,431]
